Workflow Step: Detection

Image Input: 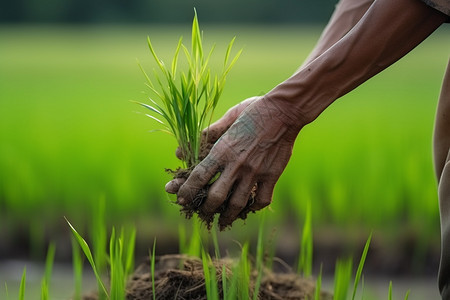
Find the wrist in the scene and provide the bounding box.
[265,65,340,126]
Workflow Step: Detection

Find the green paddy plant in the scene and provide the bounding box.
[136,11,242,227]
[136,10,241,168]
[18,267,26,300]
[40,242,56,300]
[67,218,136,300]
[71,236,83,300]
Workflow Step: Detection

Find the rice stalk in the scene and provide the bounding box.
[135,10,241,168]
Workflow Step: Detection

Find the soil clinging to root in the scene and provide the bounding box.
[169,132,257,231]
[83,254,333,300]
[169,167,257,231]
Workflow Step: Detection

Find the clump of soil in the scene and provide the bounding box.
[169,131,257,231]
[83,254,333,300]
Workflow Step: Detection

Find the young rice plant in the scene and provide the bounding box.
[135,10,241,169]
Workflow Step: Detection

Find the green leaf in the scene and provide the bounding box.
[18,267,26,300]
[151,238,157,300]
[171,37,183,79]
[351,232,372,300]
[65,218,109,298]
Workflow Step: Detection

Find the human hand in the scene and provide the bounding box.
[166,96,259,192]
[167,97,303,228]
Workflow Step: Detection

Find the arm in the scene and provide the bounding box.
[175,0,447,228]
[166,0,374,173]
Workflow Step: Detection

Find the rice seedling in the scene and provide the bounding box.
[135,10,241,168]
[66,218,109,298]
[150,238,156,300]
[252,212,265,300]
[40,242,56,300]
[18,267,26,300]
[351,233,371,300]
[178,217,203,257]
[91,197,108,279]
[134,10,242,227]
[298,199,313,277]
[67,216,137,300]
[201,249,220,300]
[333,258,353,300]
[314,265,323,300]
[4,283,8,300]
[71,236,83,300]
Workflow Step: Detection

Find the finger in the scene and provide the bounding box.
[202,125,226,145]
[177,156,220,205]
[175,147,184,160]
[249,180,276,211]
[201,168,237,214]
[218,176,255,228]
[165,177,186,194]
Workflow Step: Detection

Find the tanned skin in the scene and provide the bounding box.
[166,0,449,296]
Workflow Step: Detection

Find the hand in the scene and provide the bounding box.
[168,97,303,228]
[166,96,259,191]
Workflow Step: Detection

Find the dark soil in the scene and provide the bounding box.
[83,254,333,300]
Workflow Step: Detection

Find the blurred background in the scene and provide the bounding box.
[0,0,449,298]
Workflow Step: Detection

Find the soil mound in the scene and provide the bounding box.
[84,254,333,300]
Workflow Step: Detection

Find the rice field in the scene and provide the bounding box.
[0,24,449,298]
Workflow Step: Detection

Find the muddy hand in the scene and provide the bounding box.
[172,97,259,161]
[176,97,303,227]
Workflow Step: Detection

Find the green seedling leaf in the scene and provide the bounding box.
[298,199,313,277]
[253,212,266,300]
[18,267,26,300]
[351,232,372,300]
[136,10,241,169]
[404,289,410,300]
[171,37,183,79]
[71,236,83,300]
[388,281,393,300]
[65,218,109,298]
[333,258,352,300]
[151,238,157,300]
[314,265,323,300]
[40,279,49,300]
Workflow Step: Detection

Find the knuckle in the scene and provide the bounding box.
[208,188,226,204]
[253,197,272,210]
[229,200,246,212]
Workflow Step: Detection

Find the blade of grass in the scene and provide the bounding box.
[404,289,410,300]
[201,249,219,300]
[388,281,393,300]
[124,227,136,276]
[151,237,157,300]
[71,236,83,300]
[44,242,56,285]
[314,265,323,300]
[298,199,313,277]
[351,232,372,300]
[333,258,352,300]
[65,218,109,298]
[40,280,49,300]
[109,228,126,300]
[171,37,183,79]
[253,211,266,300]
[238,243,250,299]
[18,267,26,300]
[40,242,56,300]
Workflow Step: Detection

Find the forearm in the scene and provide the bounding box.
[301,0,374,68]
[269,0,447,124]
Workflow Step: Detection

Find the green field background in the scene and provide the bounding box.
[0,24,449,263]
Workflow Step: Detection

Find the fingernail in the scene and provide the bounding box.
[177,197,186,205]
